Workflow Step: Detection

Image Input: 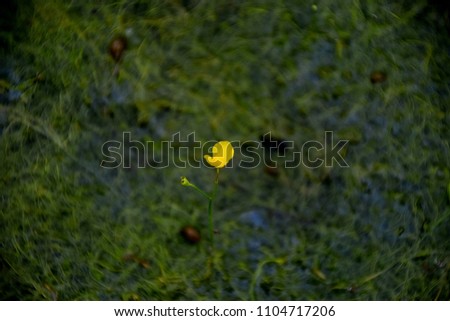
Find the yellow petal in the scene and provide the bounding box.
[204,155,226,168]
[204,141,234,168]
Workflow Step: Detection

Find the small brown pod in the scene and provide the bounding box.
[370,71,387,84]
[108,35,128,62]
[180,225,201,244]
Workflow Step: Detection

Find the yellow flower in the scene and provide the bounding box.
[204,141,234,168]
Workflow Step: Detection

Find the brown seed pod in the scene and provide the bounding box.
[370,71,387,84]
[108,35,128,62]
[180,225,201,244]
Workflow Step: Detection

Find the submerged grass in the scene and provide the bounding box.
[1,0,449,300]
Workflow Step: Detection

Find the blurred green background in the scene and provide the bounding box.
[1,0,449,300]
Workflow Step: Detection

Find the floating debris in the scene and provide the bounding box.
[370,71,387,84]
[108,35,128,62]
[109,35,128,77]
[122,253,151,269]
[180,225,201,244]
[43,284,58,300]
[311,266,327,281]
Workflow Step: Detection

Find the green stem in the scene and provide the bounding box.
[208,197,213,248]
[213,168,220,197]
[209,169,220,249]
[189,183,211,200]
